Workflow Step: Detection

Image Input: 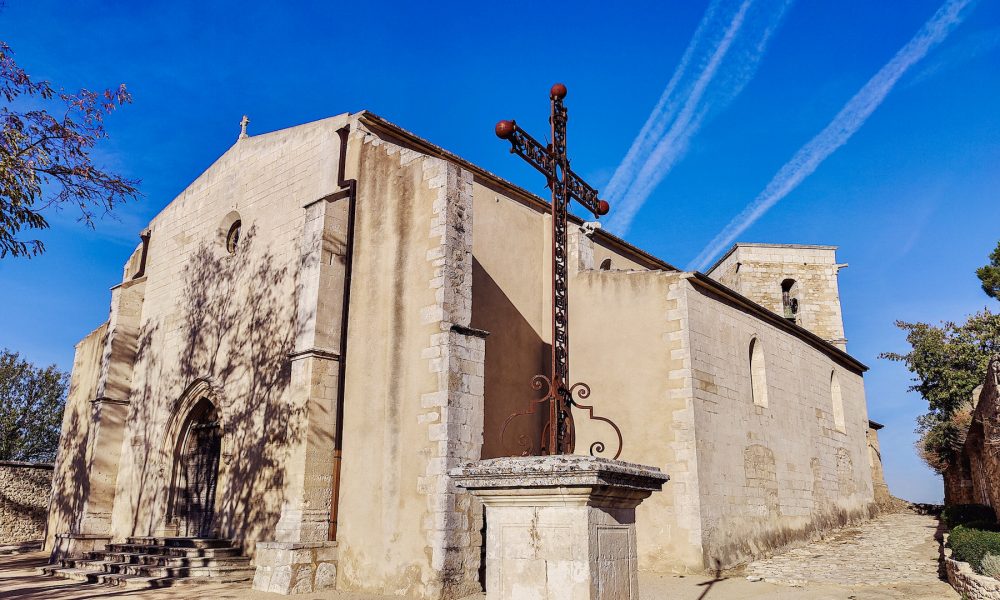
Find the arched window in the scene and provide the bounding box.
[749,337,769,407]
[781,278,799,323]
[830,370,846,432]
[599,258,612,271]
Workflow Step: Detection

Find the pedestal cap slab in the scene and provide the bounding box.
[450,455,669,494]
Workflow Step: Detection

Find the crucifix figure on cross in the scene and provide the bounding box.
[496,83,623,459]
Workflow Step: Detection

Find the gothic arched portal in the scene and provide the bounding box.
[168,396,222,538]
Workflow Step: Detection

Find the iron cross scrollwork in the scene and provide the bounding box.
[496,83,623,459]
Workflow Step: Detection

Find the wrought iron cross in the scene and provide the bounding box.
[495,83,622,459]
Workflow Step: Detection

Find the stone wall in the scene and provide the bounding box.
[707,244,848,350]
[952,357,1000,512]
[0,461,54,544]
[681,274,873,570]
[867,421,894,508]
[945,537,1000,600]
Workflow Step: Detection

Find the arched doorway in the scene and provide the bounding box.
[169,397,222,538]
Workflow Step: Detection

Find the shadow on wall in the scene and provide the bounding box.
[122,224,312,547]
[471,257,547,459]
[46,403,90,545]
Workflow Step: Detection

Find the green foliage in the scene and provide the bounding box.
[881,310,1000,472]
[950,525,1000,574]
[881,312,1000,416]
[0,40,139,258]
[981,553,1000,581]
[978,242,1000,301]
[0,348,68,462]
[942,504,998,528]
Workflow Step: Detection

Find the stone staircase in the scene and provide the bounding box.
[41,536,254,589]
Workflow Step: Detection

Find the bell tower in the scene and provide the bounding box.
[706,243,848,350]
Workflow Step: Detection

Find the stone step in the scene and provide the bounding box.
[72,557,252,574]
[41,536,254,588]
[96,571,255,589]
[39,566,92,581]
[105,543,243,557]
[126,536,235,549]
[84,551,249,568]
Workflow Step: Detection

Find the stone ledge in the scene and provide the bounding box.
[944,541,1000,600]
[450,455,669,492]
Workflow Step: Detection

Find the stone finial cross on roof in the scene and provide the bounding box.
[238,115,250,140]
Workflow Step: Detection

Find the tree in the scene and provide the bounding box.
[881,241,1000,473]
[1,40,139,258]
[0,348,68,462]
[880,312,1000,473]
[977,241,1000,301]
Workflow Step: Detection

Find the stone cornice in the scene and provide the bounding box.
[450,455,669,493]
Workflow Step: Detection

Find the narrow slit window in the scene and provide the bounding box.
[749,338,769,408]
[831,370,846,432]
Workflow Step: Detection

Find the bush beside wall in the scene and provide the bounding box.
[943,504,997,529]
[946,533,1000,600]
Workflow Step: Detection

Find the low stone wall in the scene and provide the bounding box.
[0,461,54,544]
[944,537,1000,600]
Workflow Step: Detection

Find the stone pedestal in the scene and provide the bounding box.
[252,541,338,595]
[451,455,668,600]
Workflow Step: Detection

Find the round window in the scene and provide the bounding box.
[226,220,241,254]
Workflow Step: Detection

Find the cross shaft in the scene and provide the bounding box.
[495,83,620,458]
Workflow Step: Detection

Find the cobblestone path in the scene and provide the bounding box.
[746,511,947,586]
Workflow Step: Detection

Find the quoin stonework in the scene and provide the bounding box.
[44,111,882,597]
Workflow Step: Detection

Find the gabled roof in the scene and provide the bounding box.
[356,111,679,273]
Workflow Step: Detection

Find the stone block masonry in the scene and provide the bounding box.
[945,534,1000,600]
[0,461,53,544]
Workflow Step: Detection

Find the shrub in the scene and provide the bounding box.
[964,520,1000,532]
[949,525,1000,574]
[943,504,997,528]
[981,554,1000,581]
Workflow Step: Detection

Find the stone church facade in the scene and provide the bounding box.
[45,112,877,597]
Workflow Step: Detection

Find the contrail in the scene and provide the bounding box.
[605,0,793,236]
[603,0,728,203]
[690,0,976,272]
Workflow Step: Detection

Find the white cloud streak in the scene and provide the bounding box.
[605,0,793,236]
[690,0,976,272]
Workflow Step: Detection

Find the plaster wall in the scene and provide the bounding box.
[102,116,345,552]
[45,323,106,550]
[569,261,704,572]
[335,128,483,599]
[682,280,873,569]
[470,180,547,459]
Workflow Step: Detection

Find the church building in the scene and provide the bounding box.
[44,111,877,597]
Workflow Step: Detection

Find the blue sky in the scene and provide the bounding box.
[1,0,998,503]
